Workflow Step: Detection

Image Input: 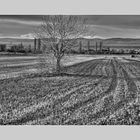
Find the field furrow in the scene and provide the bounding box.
[0,55,140,125]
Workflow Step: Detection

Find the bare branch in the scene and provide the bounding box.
[34,15,89,73]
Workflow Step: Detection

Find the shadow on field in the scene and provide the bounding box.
[47,72,104,78]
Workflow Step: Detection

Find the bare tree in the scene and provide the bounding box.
[35,15,88,74]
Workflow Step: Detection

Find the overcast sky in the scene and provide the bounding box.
[0,15,140,39]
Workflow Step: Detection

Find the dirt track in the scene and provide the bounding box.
[0,56,140,125]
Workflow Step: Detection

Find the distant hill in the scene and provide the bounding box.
[77,37,140,49]
[0,37,140,49]
[0,38,34,47]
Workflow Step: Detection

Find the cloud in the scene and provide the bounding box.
[86,24,140,38]
[20,33,35,39]
[84,15,140,29]
[0,15,140,38]
[0,19,41,26]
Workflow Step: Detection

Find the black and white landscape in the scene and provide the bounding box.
[0,15,140,125]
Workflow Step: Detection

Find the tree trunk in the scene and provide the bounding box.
[56,57,61,74]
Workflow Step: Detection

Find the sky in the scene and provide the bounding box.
[0,15,140,39]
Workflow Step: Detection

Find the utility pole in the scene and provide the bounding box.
[38,38,41,53]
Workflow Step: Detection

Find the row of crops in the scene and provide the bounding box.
[0,56,140,125]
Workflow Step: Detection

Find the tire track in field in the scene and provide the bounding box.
[121,60,140,103]
[65,58,138,125]
[63,58,119,125]
[124,64,140,78]
[89,58,137,122]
